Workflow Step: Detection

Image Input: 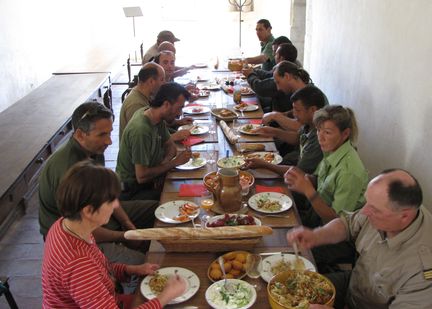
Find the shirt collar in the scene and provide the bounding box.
[260,34,274,47]
[385,207,423,249]
[322,140,352,168]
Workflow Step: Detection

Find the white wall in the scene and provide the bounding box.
[0,0,291,112]
[305,0,432,208]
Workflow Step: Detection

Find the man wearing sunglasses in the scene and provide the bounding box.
[39,102,157,265]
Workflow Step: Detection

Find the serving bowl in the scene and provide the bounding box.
[267,270,335,309]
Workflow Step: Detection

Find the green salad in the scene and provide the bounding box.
[209,282,253,308]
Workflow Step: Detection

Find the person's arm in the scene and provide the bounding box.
[245,54,268,65]
[262,112,301,131]
[286,218,348,250]
[253,126,300,145]
[92,227,125,243]
[244,157,290,176]
[247,75,278,98]
[284,167,338,223]
[112,207,135,230]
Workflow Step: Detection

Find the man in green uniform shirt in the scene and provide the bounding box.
[39,102,158,264]
[288,169,432,309]
[116,82,192,201]
[245,19,275,71]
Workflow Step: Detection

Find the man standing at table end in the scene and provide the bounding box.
[245,19,275,71]
[288,169,432,309]
[116,82,192,201]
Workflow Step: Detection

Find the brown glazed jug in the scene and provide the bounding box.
[217,168,242,212]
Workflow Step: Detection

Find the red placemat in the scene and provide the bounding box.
[255,185,284,193]
[248,119,262,125]
[182,137,204,146]
[178,184,206,197]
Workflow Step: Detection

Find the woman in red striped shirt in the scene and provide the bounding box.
[42,160,186,308]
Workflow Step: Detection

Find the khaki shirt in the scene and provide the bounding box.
[119,88,150,140]
[341,207,432,308]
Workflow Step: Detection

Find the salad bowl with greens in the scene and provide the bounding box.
[206,279,256,309]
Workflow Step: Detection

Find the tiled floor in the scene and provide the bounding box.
[0,76,128,308]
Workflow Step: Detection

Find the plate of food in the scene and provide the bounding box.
[178,124,209,135]
[198,90,211,97]
[238,124,262,135]
[268,270,335,308]
[206,279,256,309]
[248,192,292,214]
[200,83,220,90]
[206,214,261,227]
[155,200,199,224]
[176,153,207,170]
[233,103,259,112]
[182,106,211,115]
[211,108,238,121]
[245,152,283,164]
[240,87,255,96]
[141,267,200,304]
[261,254,316,283]
[208,251,249,282]
[217,156,245,168]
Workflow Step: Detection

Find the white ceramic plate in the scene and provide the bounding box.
[239,124,261,135]
[233,104,259,112]
[155,200,199,224]
[198,90,211,97]
[248,192,293,214]
[200,83,220,90]
[261,254,316,282]
[174,77,192,85]
[246,152,283,165]
[178,124,209,135]
[183,106,211,115]
[217,156,245,168]
[205,279,256,309]
[194,63,208,68]
[176,157,207,170]
[205,214,261,227]
[240,87,255,96]
[141,267,200,304]
[211,108,238,121]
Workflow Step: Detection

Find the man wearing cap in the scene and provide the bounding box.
[143,30,180,64]
[245,19,275,71]
[287,169,432,309]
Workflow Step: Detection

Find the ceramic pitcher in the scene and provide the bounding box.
[217,168,242,212]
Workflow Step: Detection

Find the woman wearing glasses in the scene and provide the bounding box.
[42,161,185,308]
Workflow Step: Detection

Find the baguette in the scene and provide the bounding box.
[124,225,273,240]
[239,143,265,152]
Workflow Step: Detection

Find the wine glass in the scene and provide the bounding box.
[200,190,214,214]
[245,253,263,290]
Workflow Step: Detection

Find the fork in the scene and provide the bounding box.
[253,213,290,219]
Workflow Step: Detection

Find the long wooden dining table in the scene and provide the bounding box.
[142,68,313,308]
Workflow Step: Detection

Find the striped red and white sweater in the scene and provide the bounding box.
[42,218,161,309]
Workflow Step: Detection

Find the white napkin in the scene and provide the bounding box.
[219,120,239,144]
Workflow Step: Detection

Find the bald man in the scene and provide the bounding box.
[157,41,176,54]
[287,169,432,309]
[119,62,165,140]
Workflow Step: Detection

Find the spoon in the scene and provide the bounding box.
[218,256,228,288]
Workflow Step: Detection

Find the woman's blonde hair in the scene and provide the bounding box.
[313,105,359,144]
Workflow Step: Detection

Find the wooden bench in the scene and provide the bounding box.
[0,73,111,236]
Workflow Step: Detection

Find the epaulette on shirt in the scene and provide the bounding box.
[418,245,432,280]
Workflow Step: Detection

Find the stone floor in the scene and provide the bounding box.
[0,73,128,308]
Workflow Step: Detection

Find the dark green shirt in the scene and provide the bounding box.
[297,126,323,174]
[116,109,171,186]
[261,34,275,71]
[38,138,104,236]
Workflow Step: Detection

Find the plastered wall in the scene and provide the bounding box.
[304,0,432,208]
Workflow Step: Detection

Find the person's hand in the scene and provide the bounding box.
[242,67,254,78]
[286,226,318,250]
[126,263,160,276]
[171,129,191,142]
[262,111,283,125]
[244,157,267,169]
[284,166,314,195]
[121,220,136,231]
[175,117,194,126]
[173,149,192,165]
[253,126,277,138]
[157,275,187,306]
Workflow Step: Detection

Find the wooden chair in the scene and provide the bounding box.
[0,277,18,309]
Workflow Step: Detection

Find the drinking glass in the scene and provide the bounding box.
[245,253,263,290]
[200,190,214,214]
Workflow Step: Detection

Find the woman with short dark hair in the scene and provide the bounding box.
[42,160,185,308]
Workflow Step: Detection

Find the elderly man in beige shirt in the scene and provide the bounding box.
[288,169,432,309]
